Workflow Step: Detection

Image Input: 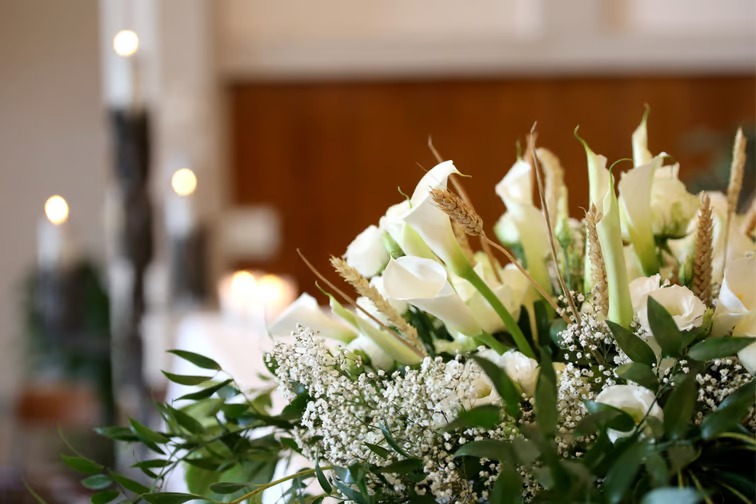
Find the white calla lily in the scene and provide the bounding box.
[267,293,356,342]
[465,266,528,334]
[383,256,482,336]
[344,224,389,277]
[347,335,394,370]
[649,165,698,238]
[619,156,662,274]
[328,295,422,365]
[494,159,551,291]
[477,348,539,397]
[379,200,436,259]
[400,160,470,273]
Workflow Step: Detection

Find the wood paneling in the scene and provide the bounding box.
[228,75,755,289]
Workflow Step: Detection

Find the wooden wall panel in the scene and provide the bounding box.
[228,75,755,289]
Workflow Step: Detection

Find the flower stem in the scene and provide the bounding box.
[230,466,332,503]
[460,264,535,358]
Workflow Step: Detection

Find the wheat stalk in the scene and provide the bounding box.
[721,128,747,281]
[296,250,425,358]
[585,204,608,316]
[452,221,476,262]
[428,136,502,282]
[692,193,714,305]
[330,256,423,352]
[429,188,569,323]
[529,125,581,326]
[536,147,565,228]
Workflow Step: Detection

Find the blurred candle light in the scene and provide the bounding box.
[218,271,296,324]
[112,29,141,108]
[38,195,74,269]
[165,167,197,238]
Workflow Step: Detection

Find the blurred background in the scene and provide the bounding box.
[0,0,754,501]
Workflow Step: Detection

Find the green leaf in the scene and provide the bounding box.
[719,380,755,410]
[663,373,697,439]
[142,493,204,504]
[379,424,412,458]
[700,382,756,440]
[688,337,755,361]
[641,487,700,504]
[61,454,103,474]
[81,474,112,490]
[177,379,233,401]
[164,405,203,434]
[109,472,149,495]
[616,362,659,391]
[472,356,521,420]
[647,297,682,357]
[209,482,249,494]
[667,445,697,474]
[91,490,120,504]
[445,405,501,431]
[535,351,558,436]
[606,320,657,366]
[644,450,669,487]
[365,442,391,459]
[454,439,511,461]
[167,349,222,370]
[489,463,522,504]
[376,459,424,475]
[583,401,636,432]
[129,418,169,445]
[316,460,332,494]
[603,441,646,503]
[94,426,138,442]
[161,371,214,385]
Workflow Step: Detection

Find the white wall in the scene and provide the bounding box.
[0,0,106,414]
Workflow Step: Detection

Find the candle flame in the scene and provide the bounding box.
[231,271,257,293]
[171,168,197,196]
[44,195,69,225]
[113,30,139,57]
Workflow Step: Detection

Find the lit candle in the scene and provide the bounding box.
[165,167,197,239]
[37,195,74,270]
[112,29,141,110]
[218,270,297,323]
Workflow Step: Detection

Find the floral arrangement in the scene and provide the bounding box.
[60,112,755,504]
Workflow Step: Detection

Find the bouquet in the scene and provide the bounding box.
[60,112,756,504]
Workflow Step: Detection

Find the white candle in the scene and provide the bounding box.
[165,167,197,238]
[256,274,297,320]
[37,195,74,270]
[112,29,141,110]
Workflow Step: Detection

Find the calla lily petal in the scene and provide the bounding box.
[619,157,662,274]
[597,172,633,327]
[632,107,653,168]
[268,293,357,342]
[383,256,482,336]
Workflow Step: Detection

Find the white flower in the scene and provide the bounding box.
[711,255,756,374]
[595,384,663,442]
[638,285,706,333]
[476,348,539,397]
[619,157,662,274]
[649,165,699,238]
[464,266,528,334]
[382,256,482,336]
[347,335,393,370]
[629,276,705,332]
[344,224,389,277]
[267,293,356,342]
[400,161,470,273]
[379,200,435,259]
[494,159,551,290]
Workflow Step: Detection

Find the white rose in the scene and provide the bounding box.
[595,384,663,442]
[477,348,539,397]
[344,225,389,277]
[629,274,662,313]
[638,285,706,333]
[711,255,756,374]
[649,165,699,238]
